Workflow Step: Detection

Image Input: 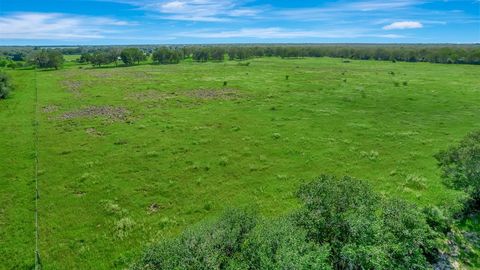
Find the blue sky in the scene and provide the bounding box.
[0,0,479,45]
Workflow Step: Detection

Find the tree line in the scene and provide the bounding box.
[1,45,479,69]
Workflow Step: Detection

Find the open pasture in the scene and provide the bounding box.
[1,57,479,269]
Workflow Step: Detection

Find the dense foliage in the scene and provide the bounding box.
[152,47,182,64]
[28,49,64,69]
[1,44,479,68]
[133,175,442,270]
[120,48,147,65]
[0,72,13,99]
[436,131,480,211]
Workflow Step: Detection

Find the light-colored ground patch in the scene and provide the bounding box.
[60,106,130,121]
[186,88,240,100]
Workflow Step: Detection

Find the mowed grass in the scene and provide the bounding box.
[1,57,480,269]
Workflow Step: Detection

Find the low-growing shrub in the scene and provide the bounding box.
[0,72,13,99]
[295,175,440,269]
[242,218,332,269]
[435,130,480,211]
[132,209,257,269]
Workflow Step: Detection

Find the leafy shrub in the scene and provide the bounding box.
[295,175,440,269]
[132,208,257,270]
[435,130,480,210]
[0,72,13,99]
[242,218,332,269]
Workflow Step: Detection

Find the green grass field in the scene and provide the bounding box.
[1,57,479,269]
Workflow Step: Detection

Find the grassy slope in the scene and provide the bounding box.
[2,58,479,269]
[0,69,36,269]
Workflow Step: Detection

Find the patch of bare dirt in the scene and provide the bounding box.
[186,88,240,100]
[63,80,83,97]
[90,72,113,79]
[42,105,59,113]
[60,106,130,121]
[147,203,163,214]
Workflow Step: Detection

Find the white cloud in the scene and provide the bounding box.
[100,0,263,22]
[348,0,422,11]
[0,12,132,39]
[383,21,423,30]
[176,27,404,39]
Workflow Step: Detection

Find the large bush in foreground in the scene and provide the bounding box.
[133,209,257,270]
[0,72,13,99]
[133,176,442,269]
[295,175,439,269]
[435,131,480,211]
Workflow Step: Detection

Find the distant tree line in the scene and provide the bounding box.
[1,45,479,69]
[79,48,147,67]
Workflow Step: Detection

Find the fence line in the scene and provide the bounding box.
[34,68,41,269]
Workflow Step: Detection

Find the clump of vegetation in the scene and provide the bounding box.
[29,49,64,69]
[295,175,439,269]
[360,150,379,161]
[219,156,229,166]
[404,174,428,190]
[133,175,443,269]
[152,47,182,64]
[132,209,257,269]
[436,130,480,211]
[121,48,146,65]
[0,72,13,99]
[241,218,332,269]
[115,217,136,240]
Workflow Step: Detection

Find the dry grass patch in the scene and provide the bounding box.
[186,88,240,100]
[60,106,130,121]
[62,80,83,97]
[42,105,59,113]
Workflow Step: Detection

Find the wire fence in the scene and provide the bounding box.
[34,68,42,269]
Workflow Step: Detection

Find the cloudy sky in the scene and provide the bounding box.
[0,0,479,45]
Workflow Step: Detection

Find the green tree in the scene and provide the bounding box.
[152,47,181,64]
[91,51,109,67]
[120,48,146,65]
[106,49,121,66]
[29,50,64,69]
